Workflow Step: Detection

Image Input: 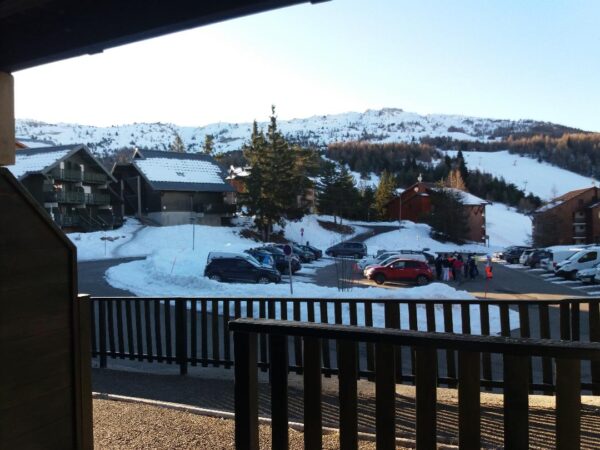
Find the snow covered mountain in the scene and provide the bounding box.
[15,108,579,158]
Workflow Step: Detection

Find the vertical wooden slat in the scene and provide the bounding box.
[294,301,303,373]
[349,301,358,325]
[135,298,144,361]
[164,300,172,363]
[234,299,242,319]
[365,302,375,377]
[503,354,529,449]
[246,299,254,318]
[460,303,471,334]
[223,300,231,368]
[409,302,418,380]
[571,302,580,341]
[212,299,220,367]
[259,300,267,372]
[375,343,396,450]
[303,337,322,450]
[560,302,571,340]
[307,300,315,323]
[90,300,97,356]
[338,340,358,450]
[458,351,480,450]
[280,299,288,320]
[116,299,125,359]
[144,299,153,363]
[107,299,116,358]
[189,300,197,366]
[518,303,533,388]
[234,331,259,450]
[499,303,510,337]
[201,299,208,367]
[443,303,456,383]
[334,301,343,325]
[176,300,188,375]
[416,347,437,450]
[270,334,289,449]
[384,302,402,382]
[556,358,581,450]
[320,301,332,375]
[125,299,134,360]
[589,301,600,394]
[425,303,436,332]
[155,300,164,363]
[539,304,553,388]
[480,303,492,388]
[98,300,107,368]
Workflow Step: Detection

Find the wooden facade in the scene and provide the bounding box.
[534,187,600,245]
[386,182,488,243]
[0,168,92,449]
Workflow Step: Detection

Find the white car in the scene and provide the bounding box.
[555,247,600,279]
[358,252,402,270]
[543,246,585,272]
[519,249,535,265]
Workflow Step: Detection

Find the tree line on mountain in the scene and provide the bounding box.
[423,133,600,178]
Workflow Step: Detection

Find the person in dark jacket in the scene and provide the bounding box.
[434,255,443,280]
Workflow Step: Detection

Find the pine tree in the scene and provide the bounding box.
[170,133,186,153]
[373,171,397,220]
[203,134,215,155]
[316,163,359,224]
[241,107,316,241]
[425,187,470,243]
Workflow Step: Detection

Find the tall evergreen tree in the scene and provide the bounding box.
[316,163,359,224]
[170,133,186,153]
[373,170,397,219]
[425,187,470,243]
[203,134,215,155]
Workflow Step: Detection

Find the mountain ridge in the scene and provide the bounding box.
[16,108,584,158]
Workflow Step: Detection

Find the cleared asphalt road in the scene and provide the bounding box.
[78,257,141,296]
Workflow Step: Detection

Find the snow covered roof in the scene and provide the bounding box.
[430,187,489,205]
[227,165,251,179]
[536,200,564,213]
[535,187,599,213]
[8,144,115,181]
[132,149,234,193]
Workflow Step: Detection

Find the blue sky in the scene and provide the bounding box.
[14,0,600,131]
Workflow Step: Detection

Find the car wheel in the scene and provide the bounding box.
[209,274,222,282]
[257,276,270,284]
[568,271,577,280]
[416,275,429,286]
[374,274,385,285]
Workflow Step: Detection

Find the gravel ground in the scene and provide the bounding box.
[93,398,406,449]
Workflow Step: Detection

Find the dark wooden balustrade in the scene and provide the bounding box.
[230,319,600,450]
[90,297,600,394]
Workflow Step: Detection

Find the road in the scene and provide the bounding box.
[78,257,141,296]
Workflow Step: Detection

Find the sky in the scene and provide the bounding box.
[13,0,600,131]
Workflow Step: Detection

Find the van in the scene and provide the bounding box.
[555,246,600,279]
[543,246,585,272]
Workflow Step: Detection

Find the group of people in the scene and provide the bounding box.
[434,253,479,284]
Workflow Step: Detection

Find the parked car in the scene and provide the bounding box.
[374,248,436,263]
[576,263,600,283]
[250,246,301,274]
[273,243,314,263]
[363,253,428,275]
[204,254,281,283]
[527,249,551,268]
[519,249,536,265]
[555,247,600,279]
[294,243,322,260]
[358,252,403,270]
[365,258,433,286]
[502,246,531,264]
[325,241,367,258]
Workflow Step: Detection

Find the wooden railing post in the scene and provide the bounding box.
[175,300,188,375]
[458,351,480,450]
[98,299,107,368]
[338,339,358,450]
[375,342,396,450]
[76,295,94,450]
[269,334,288,449]
[416,346,437,450]
[234,331,258,450]
[303,337,322,450]
[556,358,580,450]
[504,354,529,448]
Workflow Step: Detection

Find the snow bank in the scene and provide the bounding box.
[279,215,367,249]
[68,219,143,261]
[363,220,497,255]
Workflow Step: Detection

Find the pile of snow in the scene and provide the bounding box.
[279,215,367,250]
[445,150,597,200]
[363,220,497,255]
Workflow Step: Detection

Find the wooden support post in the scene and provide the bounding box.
[76,294,94,450]
[556,358,580,450]
[234,331,259,450]
[270,334,289,449]
[458,351,480,450]
[136,175,142,217]
[504,354,529,449]
[375,343,396,450]
[0,71,15,166]
[303,337,322,450]
[338,340,358,450]
[416,347,437,450]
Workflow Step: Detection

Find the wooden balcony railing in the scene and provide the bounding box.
[89,297,600,394]
[230,319,600,450]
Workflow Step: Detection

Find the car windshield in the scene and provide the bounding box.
[244,255,262,267]
[565,250,586,262]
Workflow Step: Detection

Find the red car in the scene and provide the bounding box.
[365,258,433,286]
